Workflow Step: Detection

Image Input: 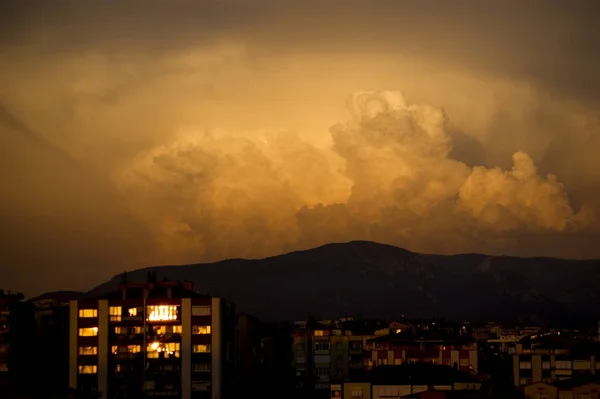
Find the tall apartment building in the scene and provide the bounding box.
[69,275,235,399]
[512,333,600,386]
[0,290,35,396]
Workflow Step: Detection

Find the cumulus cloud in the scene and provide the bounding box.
[121,90,594,264]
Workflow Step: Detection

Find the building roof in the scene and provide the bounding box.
[367,363,480,386]
[551,374,600,389]
[368,330,475,345]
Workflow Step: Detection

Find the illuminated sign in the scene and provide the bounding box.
[147,305,178,322]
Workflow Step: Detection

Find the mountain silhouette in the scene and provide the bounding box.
[86,241,600,325]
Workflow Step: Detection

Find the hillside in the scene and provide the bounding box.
[86,241,600,325]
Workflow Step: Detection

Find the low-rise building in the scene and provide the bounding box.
[512,332,600,387]
[523,374,600,399]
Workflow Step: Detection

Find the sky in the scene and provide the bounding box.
[1,0,600,295]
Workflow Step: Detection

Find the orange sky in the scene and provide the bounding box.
[1,0,599,295]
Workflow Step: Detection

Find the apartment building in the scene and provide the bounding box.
[0,290,35,396]
[523,374,600,399]
[513,333,600,387]
[291,319,404,390]
[29,291,81,395]
[69,275,235,399]
[365,330,479,374]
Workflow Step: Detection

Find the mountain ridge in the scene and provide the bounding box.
[87,241,600,325]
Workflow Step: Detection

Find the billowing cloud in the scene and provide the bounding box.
[121,91,594,265]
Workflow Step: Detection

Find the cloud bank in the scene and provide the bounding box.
[1,0,600,294]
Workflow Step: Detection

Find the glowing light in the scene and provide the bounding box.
[150,342,159,351]
[147,305,178,321]
[92,327,98,333]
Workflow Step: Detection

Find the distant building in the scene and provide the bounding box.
[523,374,600,399]
[512,332,600,386]
[236,314,295,398]
[68,274,235,399]
[0,290,35,397]
[336,363,482,399]
[365,330,479,374]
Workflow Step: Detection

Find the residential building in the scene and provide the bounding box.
[29,291,82,396]
[523,374,600,399]
[0,290,35,397]
[512,332,600,387]
[365,330,479,374]
[68,274,235,399]
[236,314,294,398]
[335,363,482,399]
[291,319,388,391]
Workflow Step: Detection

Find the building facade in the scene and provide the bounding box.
[68,277,235,399]
[512,334,600,387]
[0,290,34,397]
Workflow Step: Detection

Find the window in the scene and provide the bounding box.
[0,344,6,354]
[193,344,211,353]
[315,368,328,376]
[79,327,98,336]
[0,362,8,372]
[147,342,180,358]
[556,360,572,369]
[78,309,97,318]
[192,306,211,316]
[128,345,141,353]
[146,305,179,321]
[315,342,330,351]
[378,387,400,397]
[172,325,182,334]
[79,346,97,355]
[314,330,324,336]
[351,388,363,398]
[109,306,122,322]
[78,365,97,374]
[128,308,138,317]
[192,363,211,372]
[193,325,211,335]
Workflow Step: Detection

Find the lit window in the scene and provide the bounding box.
[128,308,137,317]
[115,364,122,372]
[78,365,97,374]
[146,305,178,322]
[147,342,180,358]
[193,325,211,335]
[109,306,122,322]
[172,325,182,334]
[193,344,211,353]
[111,346,118,355]
[79,346,97,355]
[78,309,97,318]
[314,330,324,336]
[0,362,8,372]
[79,327,98,336]
[192,306,211,316]
[128,345,141,354]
